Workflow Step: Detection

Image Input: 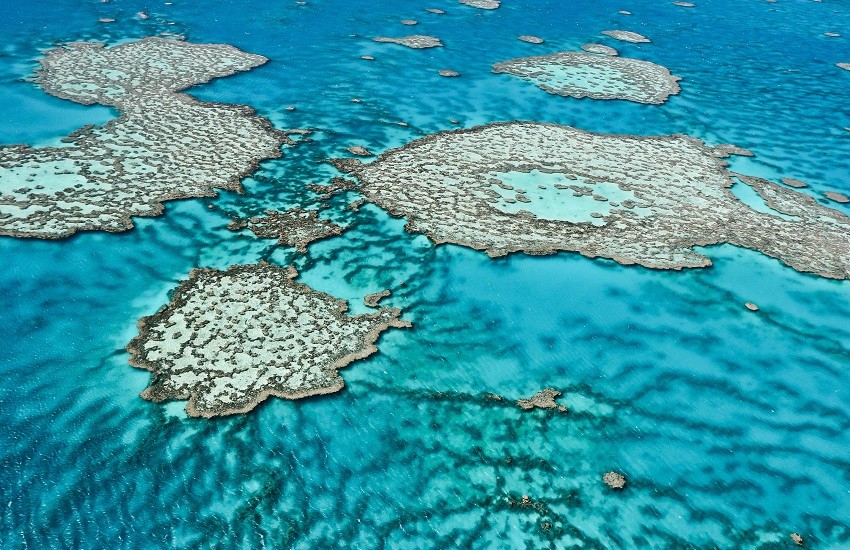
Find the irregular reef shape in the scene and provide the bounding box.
[713,143,753,157]
[228,208,345,253]
[493,51,680,104]
[459,0,500,9]
[0,37,288,239]
[517,388,568,412]
[307,176,358,199]
[602,30,651,43]
[373,35,443,49]
[364,289,391,307]
[127,263,410,417]
[603,471,627,489]
[330,122,850,279]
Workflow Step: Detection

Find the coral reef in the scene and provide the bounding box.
[602,30,651,43]
[364,290,392,307]
[493,51,680,104]
[603,472,626,489]
[824,191,849,203]
[581,43,619,56]
[127,263,410,417]
[331,122,850,279]
[373,35,443,48]
[0,38,287,239]
[517,388,568,412]
[459,0,500,9]
[228,208,344,253]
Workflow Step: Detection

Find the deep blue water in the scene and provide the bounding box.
[1,0,849,547]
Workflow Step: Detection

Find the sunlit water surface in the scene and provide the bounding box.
[1,0,849,547]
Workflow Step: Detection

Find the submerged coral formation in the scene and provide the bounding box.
[346,145,373,156]
[127,263,410,417]
[0,38,287,239]
[364,289,392,307]
[517,388,568,412]
[602,30,651,43]
[781,177,808,188]
[228,208,345,253]
[307,177,359,199]
[373,35,443,48]
[331,122,850,279]
[518,35,544,44]
[459,0,500,9]
[825,191,849,203]
[603,472,627,489]
[581,43,619,56]
[493,51,680,104]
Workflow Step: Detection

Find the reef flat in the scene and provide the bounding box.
[228,208,345,253]
[127,263,410,417]
[492,51,680,104]
[0,38,287,239]
[331,122,850,279]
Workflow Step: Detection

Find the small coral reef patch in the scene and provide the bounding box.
[127,263,410,417]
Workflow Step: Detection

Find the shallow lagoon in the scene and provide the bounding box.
[486,170,646,225]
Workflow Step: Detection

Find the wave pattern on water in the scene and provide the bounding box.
[1,0,849,547]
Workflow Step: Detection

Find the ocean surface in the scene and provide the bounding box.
[1,0,849,547]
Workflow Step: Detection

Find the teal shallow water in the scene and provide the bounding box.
[1,0,849,547]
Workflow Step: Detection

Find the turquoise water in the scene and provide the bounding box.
[485,170,649,224]
[1,0,849,547]
[728,177,801,221]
